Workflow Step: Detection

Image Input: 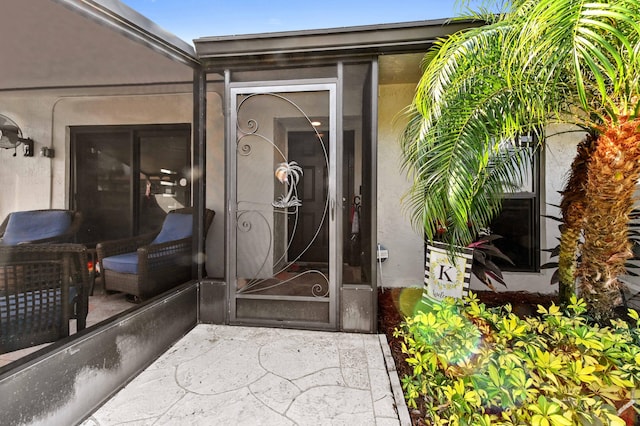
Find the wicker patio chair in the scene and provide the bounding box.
[0,244,90,354]
[0,209,82,245]
[97,207,214,302]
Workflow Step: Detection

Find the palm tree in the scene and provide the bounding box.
[401,0,639,321]
[557,132,597,304]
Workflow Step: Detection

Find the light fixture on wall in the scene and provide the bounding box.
[0,114,34,157]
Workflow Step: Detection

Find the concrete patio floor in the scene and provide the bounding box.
[81,324,411,425]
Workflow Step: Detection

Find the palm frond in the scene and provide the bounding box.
[401,19,544,247]
[507,0,640,120]
[401,0,640,250]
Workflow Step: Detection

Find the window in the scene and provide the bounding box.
[489,134,541,272]
[70,124,191,244]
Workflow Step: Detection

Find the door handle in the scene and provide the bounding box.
[331,198,335,221]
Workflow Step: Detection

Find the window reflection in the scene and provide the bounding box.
[0,124,192,369]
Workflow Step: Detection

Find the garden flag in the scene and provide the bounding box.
[423,242,473,301]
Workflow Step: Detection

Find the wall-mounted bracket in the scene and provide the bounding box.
[40,146,55,158]
[23,138,34,157]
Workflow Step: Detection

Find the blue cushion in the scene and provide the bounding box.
[151,213,193,244]
[102,252,139,274]
[2,210,72,245]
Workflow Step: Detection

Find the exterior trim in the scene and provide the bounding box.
[54,0,199,67]
[370,58,379,331]
[195,19,479,70]
[193,68,207,279]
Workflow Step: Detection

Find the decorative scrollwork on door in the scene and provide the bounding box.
[234,91,329,298]
[272,161,303,208]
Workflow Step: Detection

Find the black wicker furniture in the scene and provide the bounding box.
[97,208,214,302]
[0,244,90,354]
[0,209,82,245]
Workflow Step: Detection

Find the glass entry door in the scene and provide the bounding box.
[72,125,191,244]
[229,82,338,329]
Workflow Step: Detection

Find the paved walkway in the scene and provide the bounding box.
[81,325,410,425]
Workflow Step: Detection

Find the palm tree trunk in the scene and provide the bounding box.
[579,117,640,322]
[558,133,597,305]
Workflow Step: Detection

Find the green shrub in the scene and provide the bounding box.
[393,293,640,425]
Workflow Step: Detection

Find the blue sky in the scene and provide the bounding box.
[121,0,481,43]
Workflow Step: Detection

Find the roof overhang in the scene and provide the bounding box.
[0,0,199,91]
[2,2,481,91]
[195,18,481,72]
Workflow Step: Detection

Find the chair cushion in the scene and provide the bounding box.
[151,213,193,245]
[2,210,72,245]
[102,252,139,274]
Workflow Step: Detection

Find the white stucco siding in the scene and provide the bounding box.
[376,84,425,288]
[0,96,57,214]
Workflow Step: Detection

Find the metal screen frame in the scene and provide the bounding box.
[226,79,339,330]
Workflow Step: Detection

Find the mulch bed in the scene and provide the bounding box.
[377,288,557,425]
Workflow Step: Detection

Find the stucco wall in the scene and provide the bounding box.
[0,97,57,213]
[0,87,226,279]
[376,84,425,288]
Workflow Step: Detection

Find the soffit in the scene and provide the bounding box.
[0,0,198,91]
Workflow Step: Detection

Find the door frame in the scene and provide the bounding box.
[226,79,341,329]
